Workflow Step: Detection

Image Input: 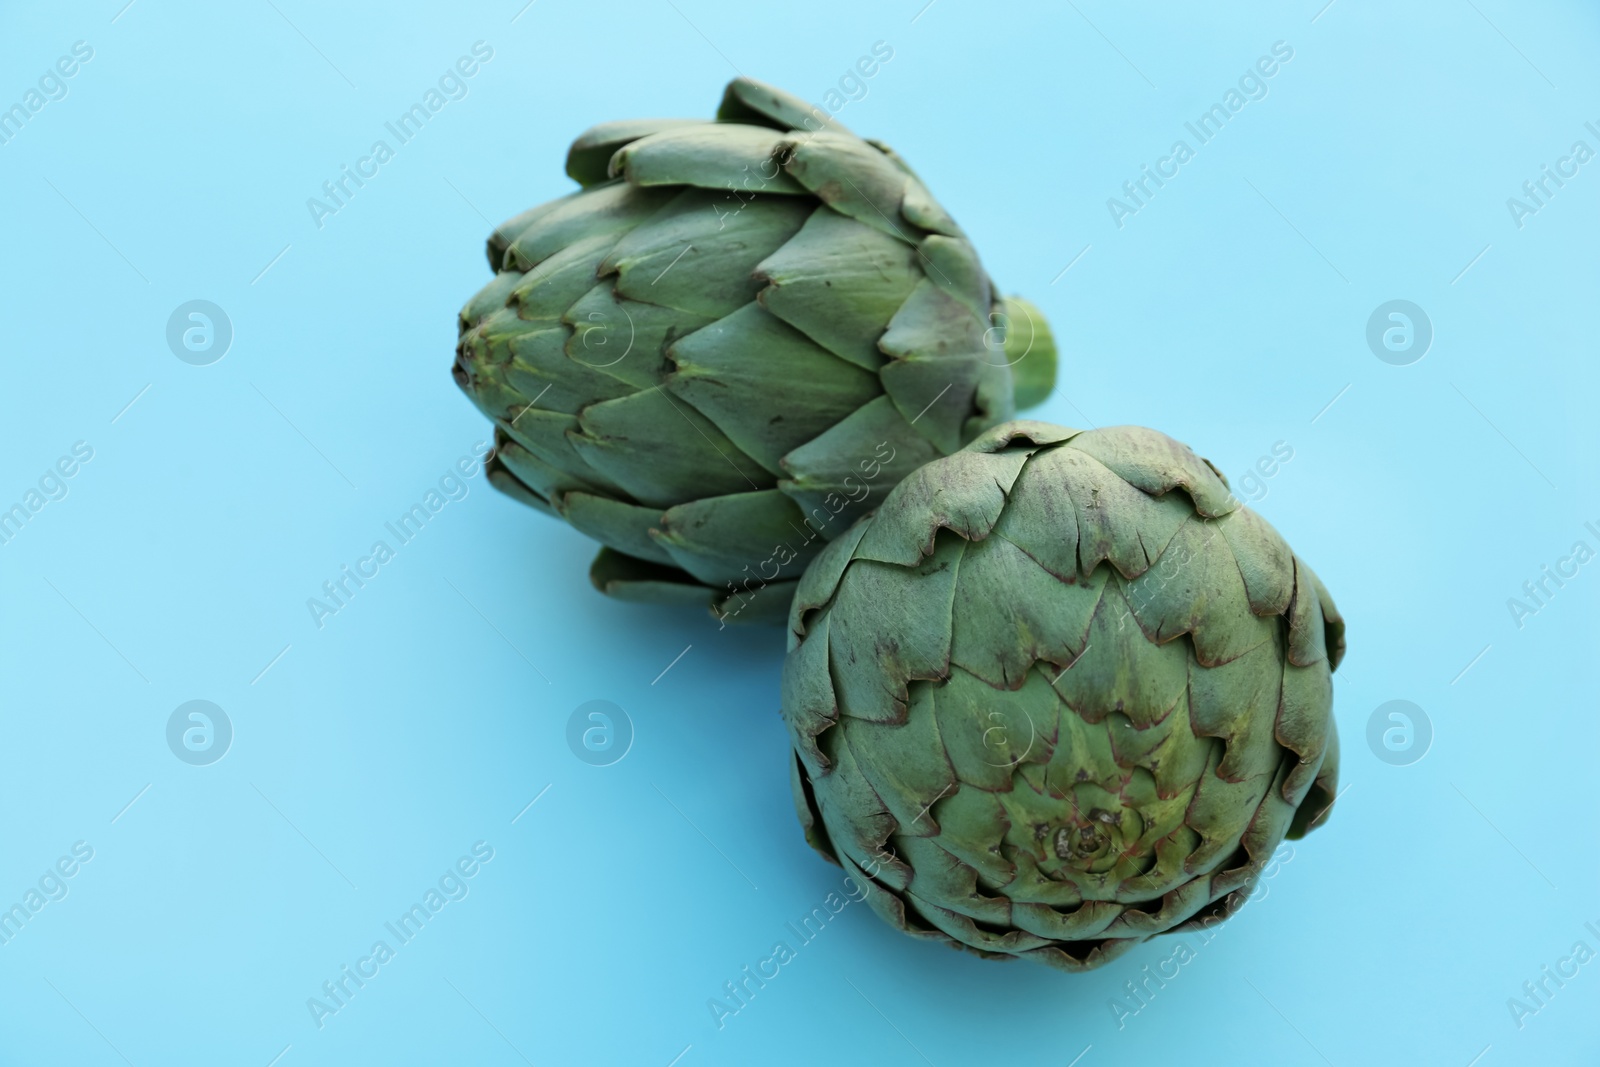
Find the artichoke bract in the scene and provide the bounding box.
[454,77,1056,623]
[781,421,1343,971]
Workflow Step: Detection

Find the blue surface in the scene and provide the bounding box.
[2,1,1598,1064]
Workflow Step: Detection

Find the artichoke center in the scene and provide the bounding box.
[1052,805,1138,875]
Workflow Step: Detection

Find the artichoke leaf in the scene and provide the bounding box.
[568,387,772,508]
[896,835,1010,924]
[493,432,608,506]
[917,234,991,321]
[502,182,671,273]
[718,76,848,136]
[1068,425,1239,519]
[782,610,841,776]
[1122,515,1272,667]
[509,233,621,324]
[667,302,880,476]
[1048,580,1188,729]
[755,207,919,370]
[778,132,919,243]
[827,539,963,724]
[779,395,941,541]
[484,453,556,516]
[588,547,712,607]
[787,518,872,642]
[854,445,1031,566]
[611,124,806,195]
[559,492,675,568]
[567,118,702,186]
[652,488,814,586]
[949,533,1102,690]
[847,683,958,838]
[562,282,710,392]
[877,279,991,454]
[605,187,811,319]
[496,409,626,497]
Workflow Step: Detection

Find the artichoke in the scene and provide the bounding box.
[781,421,1344,971]
[454,77,1056,622]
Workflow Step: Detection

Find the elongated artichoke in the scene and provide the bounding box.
[781,421,1344,971]
[454,78,1055,622]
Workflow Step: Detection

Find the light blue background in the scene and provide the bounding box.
[2,1,1597,1064]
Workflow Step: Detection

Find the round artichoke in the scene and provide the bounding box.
[453,77,1056,622]
[781,421,1344,971]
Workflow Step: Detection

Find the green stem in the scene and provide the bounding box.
[1000,295,1058,411]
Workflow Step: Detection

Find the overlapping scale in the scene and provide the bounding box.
[453,76,1053,622]
[780,422,1343,970]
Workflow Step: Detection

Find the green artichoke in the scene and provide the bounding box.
[781,421,1344,971]
[454,77,1056,623]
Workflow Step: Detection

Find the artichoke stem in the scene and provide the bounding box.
[999,295,1058,411]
